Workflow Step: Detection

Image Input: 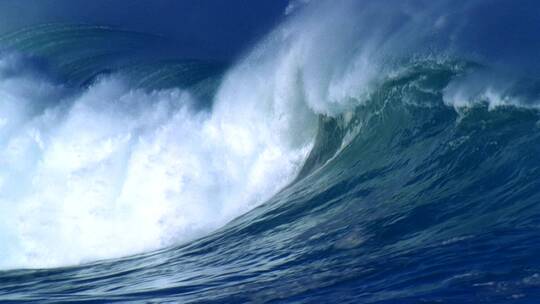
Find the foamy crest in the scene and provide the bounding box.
[443,70,540,110]
[0,61,315,268]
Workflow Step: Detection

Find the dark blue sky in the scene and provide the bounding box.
[0,0,290,60]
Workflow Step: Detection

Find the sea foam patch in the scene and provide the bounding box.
[0,64,315,269]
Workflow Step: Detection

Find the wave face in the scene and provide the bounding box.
[2,1,540,303]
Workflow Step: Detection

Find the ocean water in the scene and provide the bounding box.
[1,1,540,303]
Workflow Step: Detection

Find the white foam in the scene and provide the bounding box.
[0,60,318,269]
[443,70,540,110]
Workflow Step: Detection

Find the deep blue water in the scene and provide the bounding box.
[1,1,540,303]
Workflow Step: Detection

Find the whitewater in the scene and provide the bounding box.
[1,0,540,303]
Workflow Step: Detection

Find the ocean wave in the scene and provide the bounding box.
[1,1,540,303]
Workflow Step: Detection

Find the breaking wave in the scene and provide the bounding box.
[1,1,540,302]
